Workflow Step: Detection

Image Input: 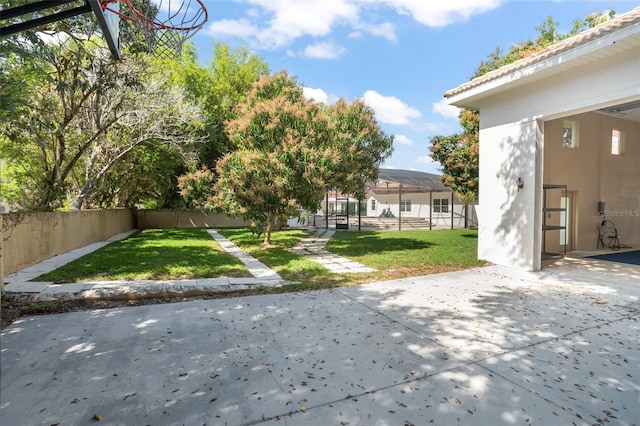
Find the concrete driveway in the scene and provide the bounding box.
[1,262,639,425]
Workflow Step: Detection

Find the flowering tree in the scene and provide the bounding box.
[429,108,478,206]
[209,71,393,246]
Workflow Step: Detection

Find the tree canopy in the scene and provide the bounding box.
[181,71,393,246]
[1,35,203,210]
[1,15,392,228]
[1,16,269,211]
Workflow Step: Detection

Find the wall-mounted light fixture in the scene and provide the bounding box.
[516,177,524,192]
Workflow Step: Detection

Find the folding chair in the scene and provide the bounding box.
[597,220,620,250]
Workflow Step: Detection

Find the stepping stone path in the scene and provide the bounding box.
[206,230,283,282]
[289,229,375,273]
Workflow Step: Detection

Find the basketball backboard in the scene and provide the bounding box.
[0,0,120,59]
[87,0,121,60]
[1,0,207,60]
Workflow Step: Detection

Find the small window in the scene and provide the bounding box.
[433,199,448,213]
[611,129,624,155]
[441,199,449,213]
[563,120,578,148]
[371,199,376,211]
[400,200,411,212]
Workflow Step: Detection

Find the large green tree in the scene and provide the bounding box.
[1,33,202,210]
[191,71,392,246]
[169,43,270,168]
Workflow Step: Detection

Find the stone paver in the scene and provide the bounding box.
[207,229,283,281]
[289,229,375,273]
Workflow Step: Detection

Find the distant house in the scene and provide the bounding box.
[319,169,476,229]
[444,7,640,270]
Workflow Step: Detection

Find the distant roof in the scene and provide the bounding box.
[369,169,450,193]
[445,7,640,100]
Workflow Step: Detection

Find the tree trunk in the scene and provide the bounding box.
[464,203,468,229]
[262,213,275,247]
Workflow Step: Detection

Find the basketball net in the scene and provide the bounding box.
[100,0,208,58]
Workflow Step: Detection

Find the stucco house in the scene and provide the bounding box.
[319,169,476,229]
[444,7,640,270]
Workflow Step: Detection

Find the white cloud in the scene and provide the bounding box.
[303,42,347,59]
[394,134,413,146]
[416,155,437,165]
[362,90,421,125]
[217,0,359,49]
[303,87,329,103]
[432,98,461,119]
[205,18,259,39]
[206,0,501,49]
[369,0,504,27]
[355,21,397,41]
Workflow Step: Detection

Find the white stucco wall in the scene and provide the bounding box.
[367,193,462,220]
[477,120,539,269]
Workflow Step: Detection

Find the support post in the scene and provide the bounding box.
[325,191,329,229]
[429,190,433,230]
[398,184,402,231]
[451,191,454,230]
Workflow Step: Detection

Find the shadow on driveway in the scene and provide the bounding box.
[1,264,638,425]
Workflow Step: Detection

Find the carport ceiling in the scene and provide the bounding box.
[598,100,640,123]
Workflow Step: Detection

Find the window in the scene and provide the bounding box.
[400,200,411,212]
[562,120,578,148]
[433,199,449,213]
[611,129,624,155]
[371,199,376,211]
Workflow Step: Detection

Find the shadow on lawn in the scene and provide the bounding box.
[328,234,435,256]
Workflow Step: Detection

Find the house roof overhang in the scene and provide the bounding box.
[369,169,451,194]
[444,7,640,109]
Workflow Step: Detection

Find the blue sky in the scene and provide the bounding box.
[187,0,638,174]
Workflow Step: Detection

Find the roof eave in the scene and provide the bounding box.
[444,14,640,109]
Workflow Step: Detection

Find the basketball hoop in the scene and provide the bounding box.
[100,0,208,58]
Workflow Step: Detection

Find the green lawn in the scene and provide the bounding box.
[327,229,484,272]
[36,228,251,283]
[218,228,484,290]
[35,227,484,289]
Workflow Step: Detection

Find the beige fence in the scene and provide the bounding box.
[2,209,135,276]
[136,210,250,229]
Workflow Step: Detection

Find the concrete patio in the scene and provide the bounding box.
[1,258,638,425]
